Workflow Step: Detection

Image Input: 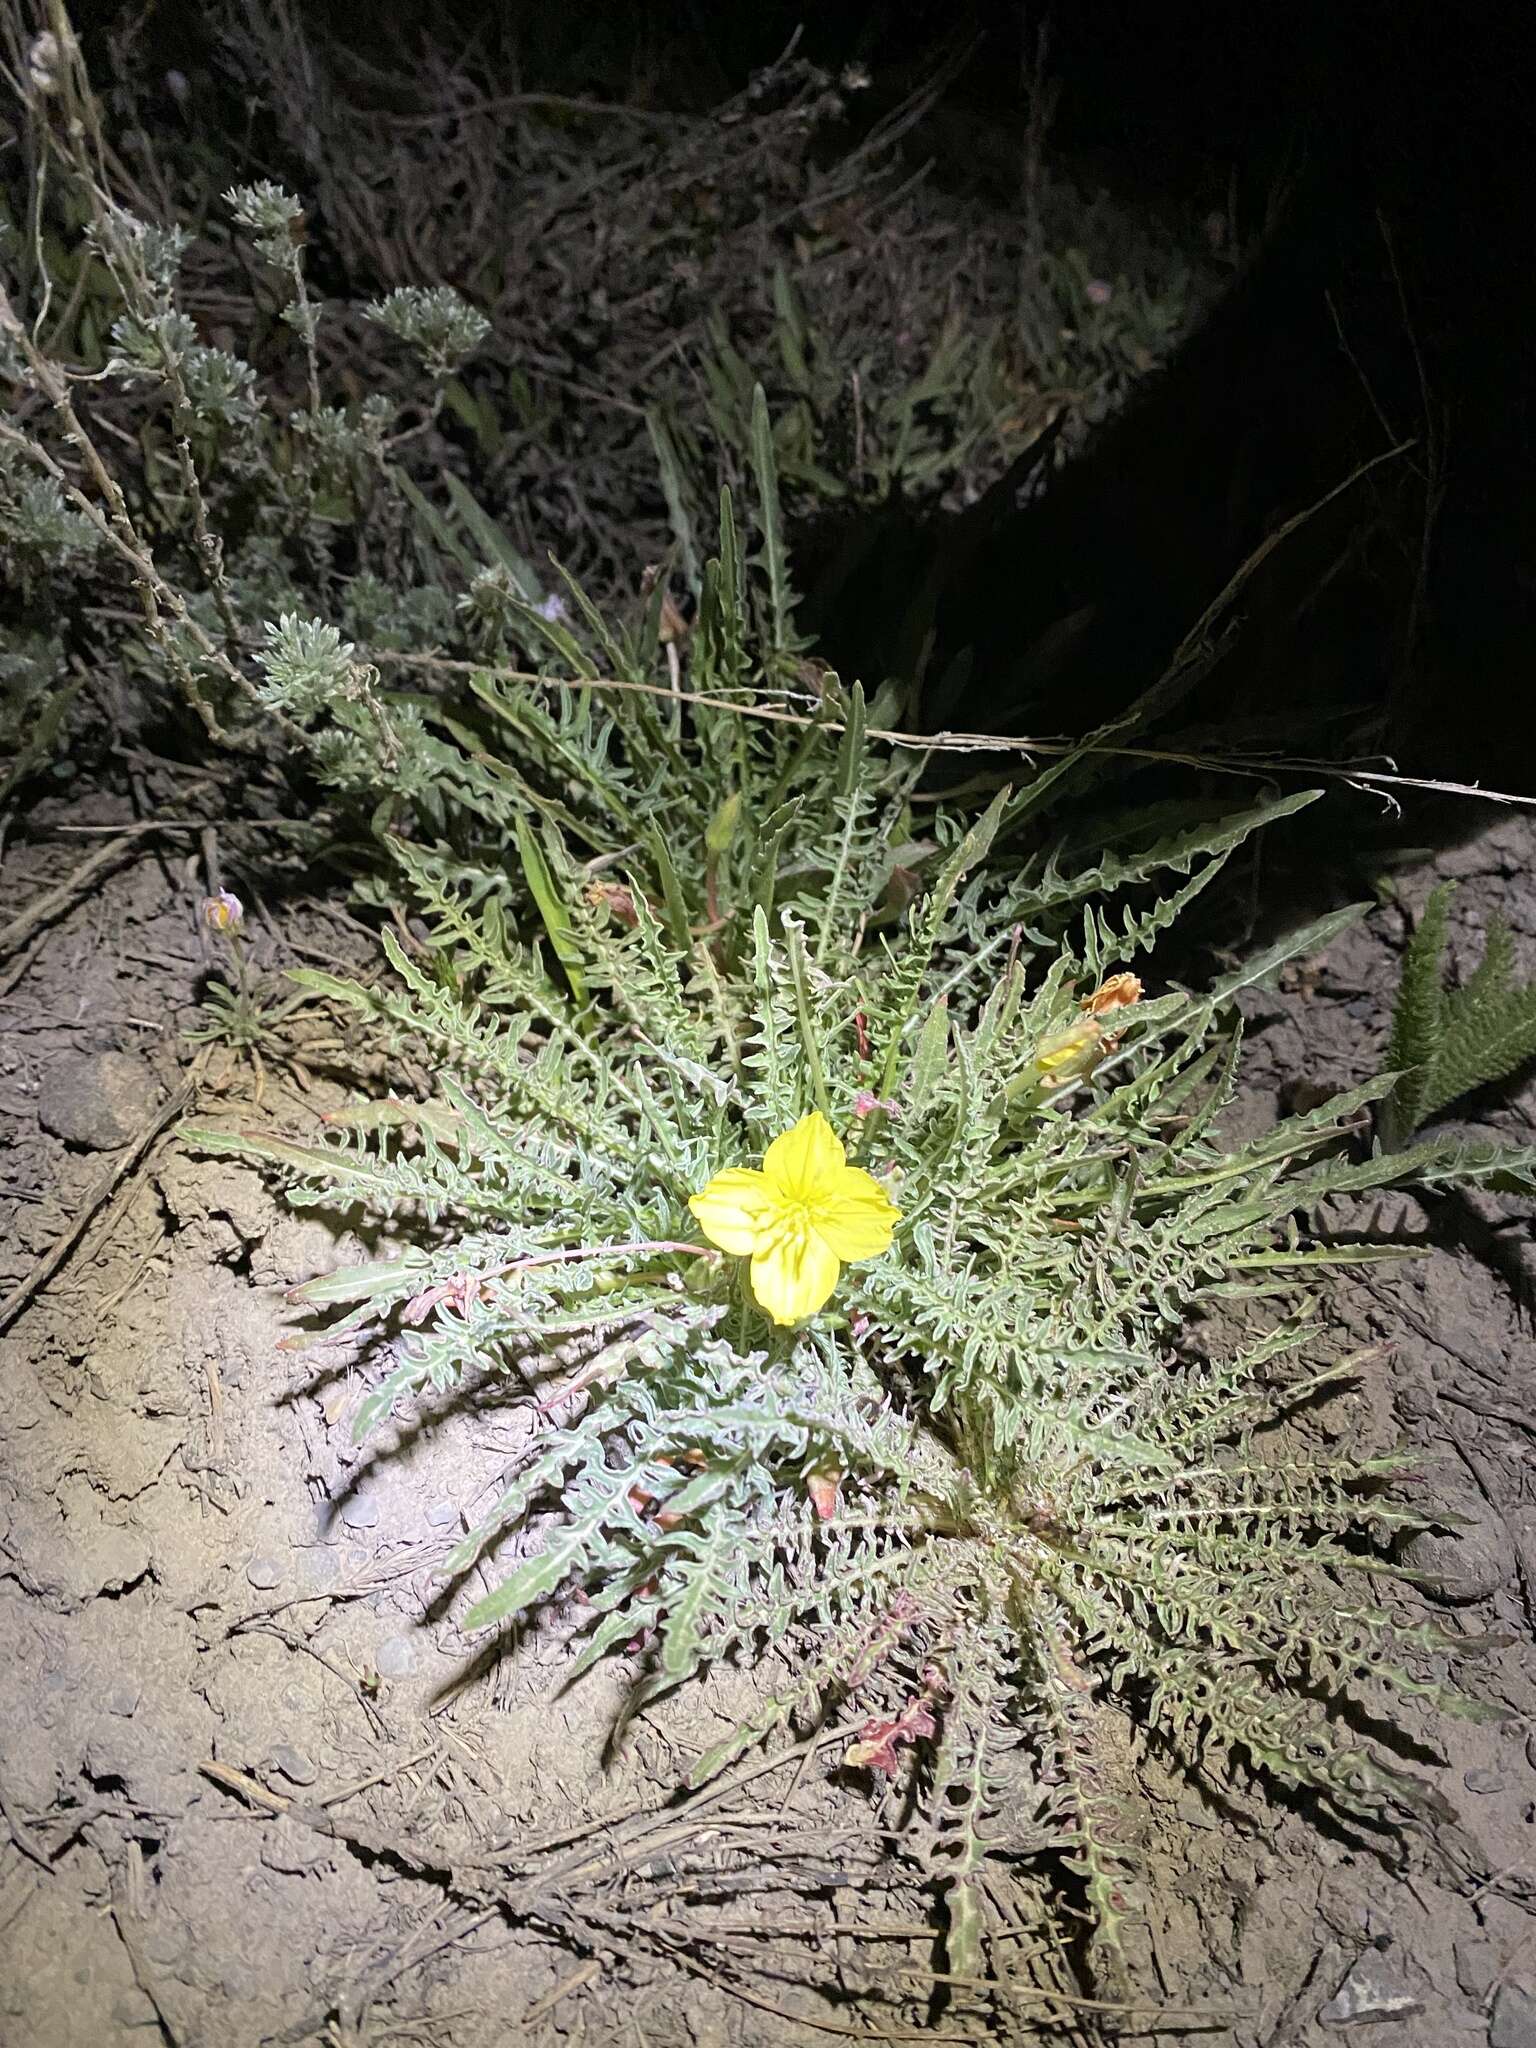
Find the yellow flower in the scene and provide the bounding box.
[1032,1015,1104,1086]
[689,1110,900,1326]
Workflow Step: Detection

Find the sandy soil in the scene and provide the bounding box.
[1,789,1533,2048]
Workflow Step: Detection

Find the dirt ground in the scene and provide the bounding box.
[2,784,1534,2048]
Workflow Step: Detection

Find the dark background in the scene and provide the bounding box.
[77,0,1534,787]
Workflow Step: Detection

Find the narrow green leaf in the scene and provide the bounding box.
[461,1523,597,1630]
[784,914,832,1119]
[285,965,377,1011]
[183,1125,377,1182]
[513,816,589,1008]
[353,1354,430,1441]
[642,821,694,947]
[647,407,702,595]
[834,682,867,799]
[441,470,541,596]
[393,467,476,576]
[771,264,813,395]
[749,383,792,654]
[908,997,950,1113]
[1203,904,1370,1011]
[289,1256,430,1306]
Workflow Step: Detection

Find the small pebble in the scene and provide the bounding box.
[375,1635,416,1679]
[37,1051,159,1151]
[341,1493,380,1531]
[111,1988,159,2028]
[1399,1491,1514,1604]
[1456,1936,1498,2001]
[425,1499,458,1528]
[141,1926,188,1969]
[1491,1977,1536,2048]
[270,1744,317,1787]
[106,1685,140,1719]
[299,1547,341,1593]
[1318,1956,1423,2027]
[246,1556,284,1590]
[1464,1765,1506,1794]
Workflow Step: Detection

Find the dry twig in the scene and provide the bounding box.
[0,1063,200,1335]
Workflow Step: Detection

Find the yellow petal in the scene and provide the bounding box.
[1034,1017,1102,1080]
[762,1110,844,1201]
[749,1227,841,1325]
[689,1167,778,1255]
[810,1164,900,1261]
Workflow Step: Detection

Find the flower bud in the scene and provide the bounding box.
[805,1469,842,1521]
[203,889,244,933]
[704,790,743,857]
[583,880,639,928]
[1032,1016,1103,1087]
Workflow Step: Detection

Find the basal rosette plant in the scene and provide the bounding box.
[193,717,1534,1983]
[13,11,1528,1998]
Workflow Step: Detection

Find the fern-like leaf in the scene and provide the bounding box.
[1382,886,1536,1144]
[1382,882,1452,1144]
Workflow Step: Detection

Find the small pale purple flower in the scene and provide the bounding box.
[854,1090,900,1118]
[203,889,244,933]
[535,592,568,624]
[1084,279,1113,308]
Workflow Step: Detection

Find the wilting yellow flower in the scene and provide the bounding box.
[1080,971,1143,1017]
[689,1110,900,1326]
[1032,972,1146,1090]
